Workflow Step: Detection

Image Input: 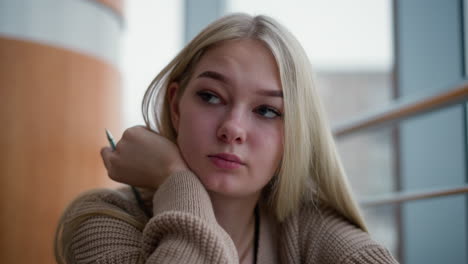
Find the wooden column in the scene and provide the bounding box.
[0,1,124,263]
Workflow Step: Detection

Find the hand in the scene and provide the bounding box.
[100,126,188,189]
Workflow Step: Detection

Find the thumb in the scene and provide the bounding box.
[100,146,115,171]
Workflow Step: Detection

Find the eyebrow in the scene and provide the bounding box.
[197,70,283,98]
[197,71,229,84]
[256,89,283,98]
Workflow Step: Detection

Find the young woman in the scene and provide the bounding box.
[55,13,398,264]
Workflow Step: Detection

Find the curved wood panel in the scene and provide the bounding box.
[93,0,125,18]
[0,37,122,264]
[333,82,468,137]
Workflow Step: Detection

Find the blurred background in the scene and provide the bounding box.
[1,0,467,263]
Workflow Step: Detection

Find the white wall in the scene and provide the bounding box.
[121,1,183,128]
[227,0,393,71]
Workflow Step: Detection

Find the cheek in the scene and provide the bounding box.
[250,123,284,172]
[178,104,219,138]
[176,102,220,159]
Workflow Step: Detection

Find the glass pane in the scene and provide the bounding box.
[403,196,467,263]
[315,71,393,126]
[363,204,399,256]
[336,127,398,256]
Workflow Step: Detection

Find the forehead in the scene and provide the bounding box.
[192,39,282,92]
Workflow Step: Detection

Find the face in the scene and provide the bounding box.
[170,39,284,199]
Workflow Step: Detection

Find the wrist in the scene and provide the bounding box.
[167,162,189,177]
[153,161,189,189]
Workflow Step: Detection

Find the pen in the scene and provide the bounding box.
[105,128,117,151]
[105,128,152,218]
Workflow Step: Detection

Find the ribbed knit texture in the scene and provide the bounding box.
[60,171,399,263]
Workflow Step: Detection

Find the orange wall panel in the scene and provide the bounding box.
[0,37,122,264]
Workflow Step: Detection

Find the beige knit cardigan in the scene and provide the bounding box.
[58,171,399,263]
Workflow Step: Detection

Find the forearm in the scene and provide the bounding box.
[142,170,238,263]
[60,171,237,264]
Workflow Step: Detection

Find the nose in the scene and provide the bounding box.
[216,110,247,144]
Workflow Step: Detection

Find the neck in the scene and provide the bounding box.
[209,191,259,261]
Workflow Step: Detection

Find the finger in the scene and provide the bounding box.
[100,146,114,171]
[114,139,122,153]
[132,124,146,130]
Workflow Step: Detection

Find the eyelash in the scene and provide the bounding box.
[255,105,282,119]
[196,91,221,104]
[196,91,282,119]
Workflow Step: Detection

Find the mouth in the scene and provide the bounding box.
[207,153,245,169]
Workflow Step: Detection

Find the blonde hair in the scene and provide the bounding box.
[55,12,367,264]
[143,13,367,229]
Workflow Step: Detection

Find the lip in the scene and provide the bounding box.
[208,153,245,169]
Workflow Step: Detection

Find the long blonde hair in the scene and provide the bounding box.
[55,12,367,264]
[142,13,367,229]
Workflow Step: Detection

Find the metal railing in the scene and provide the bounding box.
[332,82,468,206]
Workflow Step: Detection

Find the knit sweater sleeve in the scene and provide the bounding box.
[60,171,238,264]
[141,171,238,263]
[296,204,399,264]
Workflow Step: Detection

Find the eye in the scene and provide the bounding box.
[196,91,221,104]
[254,105,282,119]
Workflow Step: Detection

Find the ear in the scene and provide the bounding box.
[168,82,181,133]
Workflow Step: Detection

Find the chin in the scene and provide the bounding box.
[199,172,262,199]
[196,171,242,197]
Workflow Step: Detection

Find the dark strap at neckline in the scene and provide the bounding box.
[254,205,260,264]
[131,186,152,218]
